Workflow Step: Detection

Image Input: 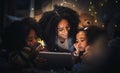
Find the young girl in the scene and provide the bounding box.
[3,17,47,69]
[72,25,107,73]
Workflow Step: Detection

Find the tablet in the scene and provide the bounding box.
[38,52,73,70]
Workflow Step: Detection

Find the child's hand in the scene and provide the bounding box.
[74,43,80,54]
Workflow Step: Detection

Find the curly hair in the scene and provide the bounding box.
[39,5,80,50]
[76,25,106,45]
[2,17,39,51]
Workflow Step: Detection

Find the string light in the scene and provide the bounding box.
[89,9,91,11]
[102,25,104,28]
[90,1,92,5]
[115,25,117,27]
[100,3,104,6]
[94,19,97,23]
[94,12,97,14]
[31,8,34,10]
[116,0,118,3]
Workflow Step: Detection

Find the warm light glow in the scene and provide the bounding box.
[31,8,34,10]
[100,3,104,6]
[89,9,91,11]
[102,25,104,27]
[94,19,97,23]
[38,38,45,47]
[94,12,97,14]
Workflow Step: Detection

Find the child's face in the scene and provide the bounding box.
[26,29,38,48]
[57,19,70,40]
[75,31,88,51]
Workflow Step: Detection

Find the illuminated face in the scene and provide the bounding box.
[26,29,38,48]
[75,31,88,51]
[57,19,70,40]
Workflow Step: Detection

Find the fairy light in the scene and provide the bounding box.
[90,1,92,5]
[100,3,104,6]
[89,9,91,11]
[102,25,104,28]
[94,19,97,23]
[116,0,118,3]
[115,25,117,27]
[94,12,97,14]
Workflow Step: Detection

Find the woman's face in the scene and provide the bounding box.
[75,31,88,51]
[57,19,70,40]
[26,29,38,48]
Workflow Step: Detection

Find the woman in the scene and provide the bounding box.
[72,25,108,73]
[39,5,79,52]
